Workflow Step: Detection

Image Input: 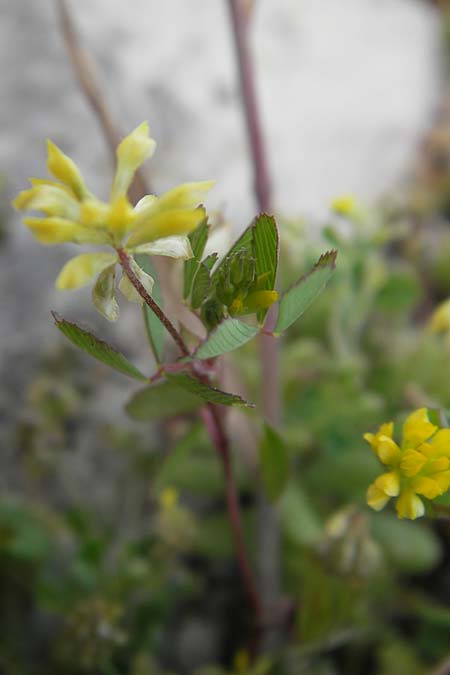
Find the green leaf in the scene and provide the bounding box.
[211,223,254,284]
[135,254,164,363]
[52,312,148,382]
[126,380,203,421]
[251,214,279,322]
[167,372,254,407]
[274,250,337,334]
[193,318,259,360]
[191,262,212,309]
[259,424,289,502]
[183,219,208,299]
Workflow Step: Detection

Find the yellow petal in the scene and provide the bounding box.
[55,252,117,290]
[150,181,213,213]
[132,235,194,260]
[12,184,79,219]
[429,429,450,457]
[111,122,156,200]
[46,140,89,200]
[92,265,119,321]
[79,199,111,227]
[105,195,136,238]
[126,207,206,248]
[23,217,111,246]
[433,470,450,494]
[395,491,425,520]
[402,408,437,449]
[376,436,401,465]
[367,483,390,511]
[411,476,442,499]
[375,471,400,497]
[400,449,427,477]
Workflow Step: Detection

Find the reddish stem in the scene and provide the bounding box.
[117,248,189,357]
[118,247,263,619]
[201,405,263,621]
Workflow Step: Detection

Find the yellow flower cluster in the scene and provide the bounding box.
[364,408,450,519]
[13,122,213,320]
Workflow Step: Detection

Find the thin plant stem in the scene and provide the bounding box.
[117,248,189,357]
[226,0,283,628]
[200,404,263,621]
[117,247,263,620]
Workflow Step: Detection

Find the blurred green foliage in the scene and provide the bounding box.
[3,194,450,674]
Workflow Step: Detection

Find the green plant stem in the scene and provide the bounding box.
[226,0,283,635]
[118,247,263,621]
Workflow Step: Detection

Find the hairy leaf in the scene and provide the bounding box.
[251,214,279,322]
[274,250,337,334]
[52,313,148,381]
[167,372,253,407]
[193,318,259,360]
[126,380,202,421]
[183,219,209,299]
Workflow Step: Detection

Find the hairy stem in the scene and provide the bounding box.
[117,248,189,357]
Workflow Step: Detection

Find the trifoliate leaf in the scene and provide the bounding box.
[184,219,209,299]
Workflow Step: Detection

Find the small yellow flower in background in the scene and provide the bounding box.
[13,122,213,321]
[330,193,359,218]
[429,298,450,334]
[159,487,178,511]
[364,408,450,519]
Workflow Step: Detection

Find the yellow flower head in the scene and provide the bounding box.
[13,122,213,321]
[364,408,450,519]
[428,298,450,334]
[330,193,359,218]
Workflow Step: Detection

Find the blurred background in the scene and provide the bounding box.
[2,1,450,674]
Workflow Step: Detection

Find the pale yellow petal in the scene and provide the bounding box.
[135,181,213,222]
[46,140,89,200]
[428,298,450,333]
[132,235,193,260]
[126,207,206,248]
[92,265,119,321]
[23,217,111,246]
[111,122,156,199]
[55,252,117,290]
[12,184,79,219]
[395,491,425,520]
[402,408,437,449]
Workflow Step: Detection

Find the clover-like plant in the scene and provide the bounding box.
[13,121,337,622]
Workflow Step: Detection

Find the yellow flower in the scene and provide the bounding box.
[364,408,450,519]
[429,298,450,334]
[330,193,358,218]
[13,122,213,321]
